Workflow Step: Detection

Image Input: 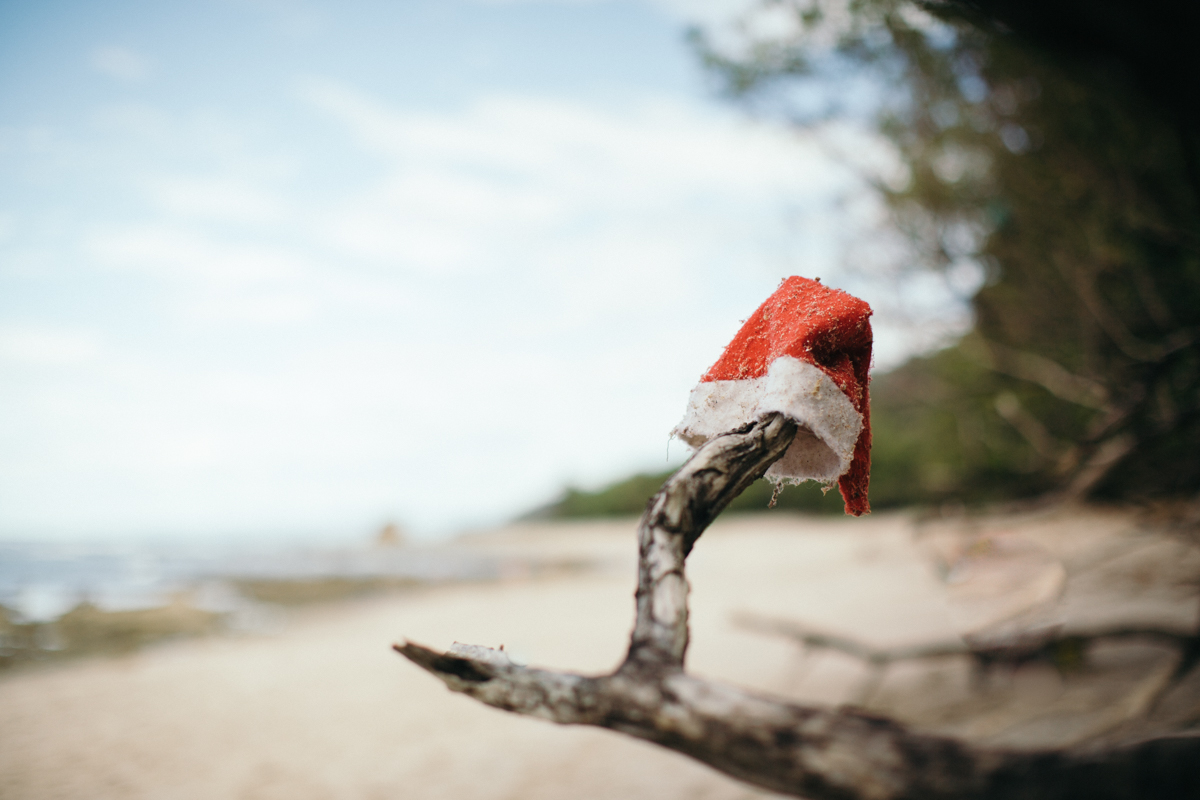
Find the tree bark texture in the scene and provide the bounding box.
[396,413,1200,799]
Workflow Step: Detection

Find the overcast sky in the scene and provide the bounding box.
[0,0,971,542]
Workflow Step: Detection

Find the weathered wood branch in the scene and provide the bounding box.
[734,612,973,666]
[395,413,1200,799]
[623,412,799,673]
[968,337,1110,411]
[734,611,1200,713]
[734,612,1199,672]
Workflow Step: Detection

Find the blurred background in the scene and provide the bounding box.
[0,0,964,625]
[2,0,1199,797]
[0,0,982,547]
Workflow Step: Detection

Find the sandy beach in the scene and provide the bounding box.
[2,508,1196,800]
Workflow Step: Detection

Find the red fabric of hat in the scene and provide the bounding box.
[673,276,873,515]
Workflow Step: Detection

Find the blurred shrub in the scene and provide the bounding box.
[0,601,223,670]
[539,467,847,519]
[232,577,419,605]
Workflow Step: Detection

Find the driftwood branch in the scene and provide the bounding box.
[734,611,1200,712]
[735,612,1199,673]
[395,413,1200,799]
[968,337,1110,411]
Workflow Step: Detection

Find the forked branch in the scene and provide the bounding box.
[395,413,1200,800]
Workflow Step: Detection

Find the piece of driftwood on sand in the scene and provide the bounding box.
[397,413,1200,800]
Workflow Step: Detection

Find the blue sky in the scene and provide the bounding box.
[0,0,971,541]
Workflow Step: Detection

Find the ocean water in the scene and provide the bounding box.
[0,538,503,623]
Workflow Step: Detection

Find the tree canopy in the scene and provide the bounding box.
[689,0,1200,507]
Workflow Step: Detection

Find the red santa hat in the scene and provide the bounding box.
[672,276,873,516]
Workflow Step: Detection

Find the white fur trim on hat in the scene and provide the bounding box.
[671,356,863,485]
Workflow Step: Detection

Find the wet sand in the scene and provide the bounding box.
[2,508,1195,800]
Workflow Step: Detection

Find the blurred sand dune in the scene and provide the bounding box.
[2,508,1197,800]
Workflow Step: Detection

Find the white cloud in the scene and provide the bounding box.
[85,224,305,285]
[471,0,758,27]
[146,176,289,224]
[0,328,103,365]
[303,81,851,286]
[91,46,151,82]
[186,292,317,325]
[304,82,830,195]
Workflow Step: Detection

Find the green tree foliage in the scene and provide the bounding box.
[537,472,845,519]
[689,0,1200,504]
